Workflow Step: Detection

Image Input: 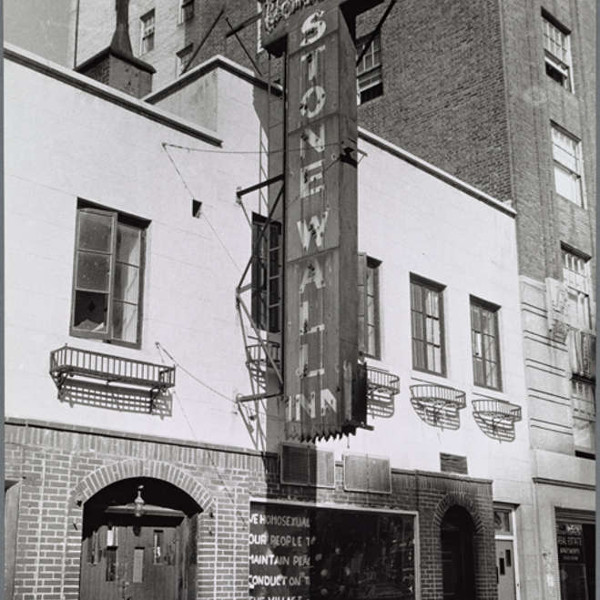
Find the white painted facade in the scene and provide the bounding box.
[5,44,543,597]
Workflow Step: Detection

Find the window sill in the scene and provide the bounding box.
[70,330,142,351]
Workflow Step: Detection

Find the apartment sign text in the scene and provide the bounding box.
[262,1,380,440]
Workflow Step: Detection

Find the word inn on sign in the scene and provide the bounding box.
[261,1,381,440]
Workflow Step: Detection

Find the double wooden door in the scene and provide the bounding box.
[81,512,195,600]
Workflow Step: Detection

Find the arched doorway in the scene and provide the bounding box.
[441,505,476,600]
[80,477,201,600]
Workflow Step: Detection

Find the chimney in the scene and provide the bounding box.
[75,0,155,98]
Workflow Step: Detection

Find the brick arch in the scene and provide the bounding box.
[432,492,485,534]
[71,459,214,513]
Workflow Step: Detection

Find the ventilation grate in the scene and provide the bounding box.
[280,443,334,488]
[343,454,391,494]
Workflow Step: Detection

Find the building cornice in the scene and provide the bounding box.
[533,477,595,492]
[4,43,222,147]
[5,416,274,460]
[145,54,283,104]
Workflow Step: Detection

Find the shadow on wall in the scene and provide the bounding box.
[472,411,517,443]
[58,379,173,417]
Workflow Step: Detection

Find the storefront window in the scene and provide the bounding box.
[249,502,416,599]
[556,521,595,600]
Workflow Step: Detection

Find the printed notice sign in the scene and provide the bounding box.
[249,502,416,599]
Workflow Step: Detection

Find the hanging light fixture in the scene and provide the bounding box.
[133,485,145,518]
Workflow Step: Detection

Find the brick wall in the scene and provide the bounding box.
[355,0,512,205]
[5,419,497,599]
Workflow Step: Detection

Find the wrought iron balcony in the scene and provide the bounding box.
[569,329,596,380]
[410,384,466,430]
[366,365,400,418]
[472,397,522,442]
[49,345,175,414]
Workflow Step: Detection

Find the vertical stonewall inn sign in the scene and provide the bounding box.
[261,0,382,440]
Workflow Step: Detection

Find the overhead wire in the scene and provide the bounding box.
[155,342,249,528]
[161,143,242,271]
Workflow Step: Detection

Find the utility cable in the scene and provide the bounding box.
[161,144,242,271]
[155,342,236,404]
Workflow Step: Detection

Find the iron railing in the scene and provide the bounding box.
[49,345,175,392]
[365,365,400,418]
[410,384,466,411]
[472,398,522,423]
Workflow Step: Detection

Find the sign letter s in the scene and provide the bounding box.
[300,10,326,47]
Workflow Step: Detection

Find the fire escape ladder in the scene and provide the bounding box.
[234,52,285,440]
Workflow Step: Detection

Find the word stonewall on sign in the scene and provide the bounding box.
[261,0,381,441]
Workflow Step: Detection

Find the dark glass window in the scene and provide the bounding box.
[357,32,383,103]
[411,276,445,375]
[470,298,501,390]
[359,255,381,358]
[251,214,281,333]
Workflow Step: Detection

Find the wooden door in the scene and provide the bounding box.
[441,509,476,600]
[81,514,185,600]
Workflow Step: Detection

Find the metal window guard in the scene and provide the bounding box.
[410,384,466,429]
[49,345,175,401]
[569,330,596,380]
[472,398,522,425]
[472,397,522,442]
[245,341,281,390]
[366,365,400,418]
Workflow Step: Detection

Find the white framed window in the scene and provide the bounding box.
[179,0,194,24]
[358,255,382,359]
[571,379,595,457]
[410,275,445,375]
[176,44,194,76]
[140,10,155,55]
[71,204,147,347]
[471,298,502,390]
[357,32,383,104]
[562,247,591,330]
[552,125,584,206]
[542,14,573,91]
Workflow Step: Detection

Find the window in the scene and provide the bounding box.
[251,214,281,333]
[571,378,595,457]
[176,44,194,76]
[179,0,194,23]
[356,32,383,104]
[556,516,596,599]
[71,205,147,346]
[562,247,591,330]
[410,276,445,375]
[140,10,155,54]
[470,298,501,390]
[250,503,416,599]
[552,124,584,206]
[359,255,381,358]
[542,13,573,91]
